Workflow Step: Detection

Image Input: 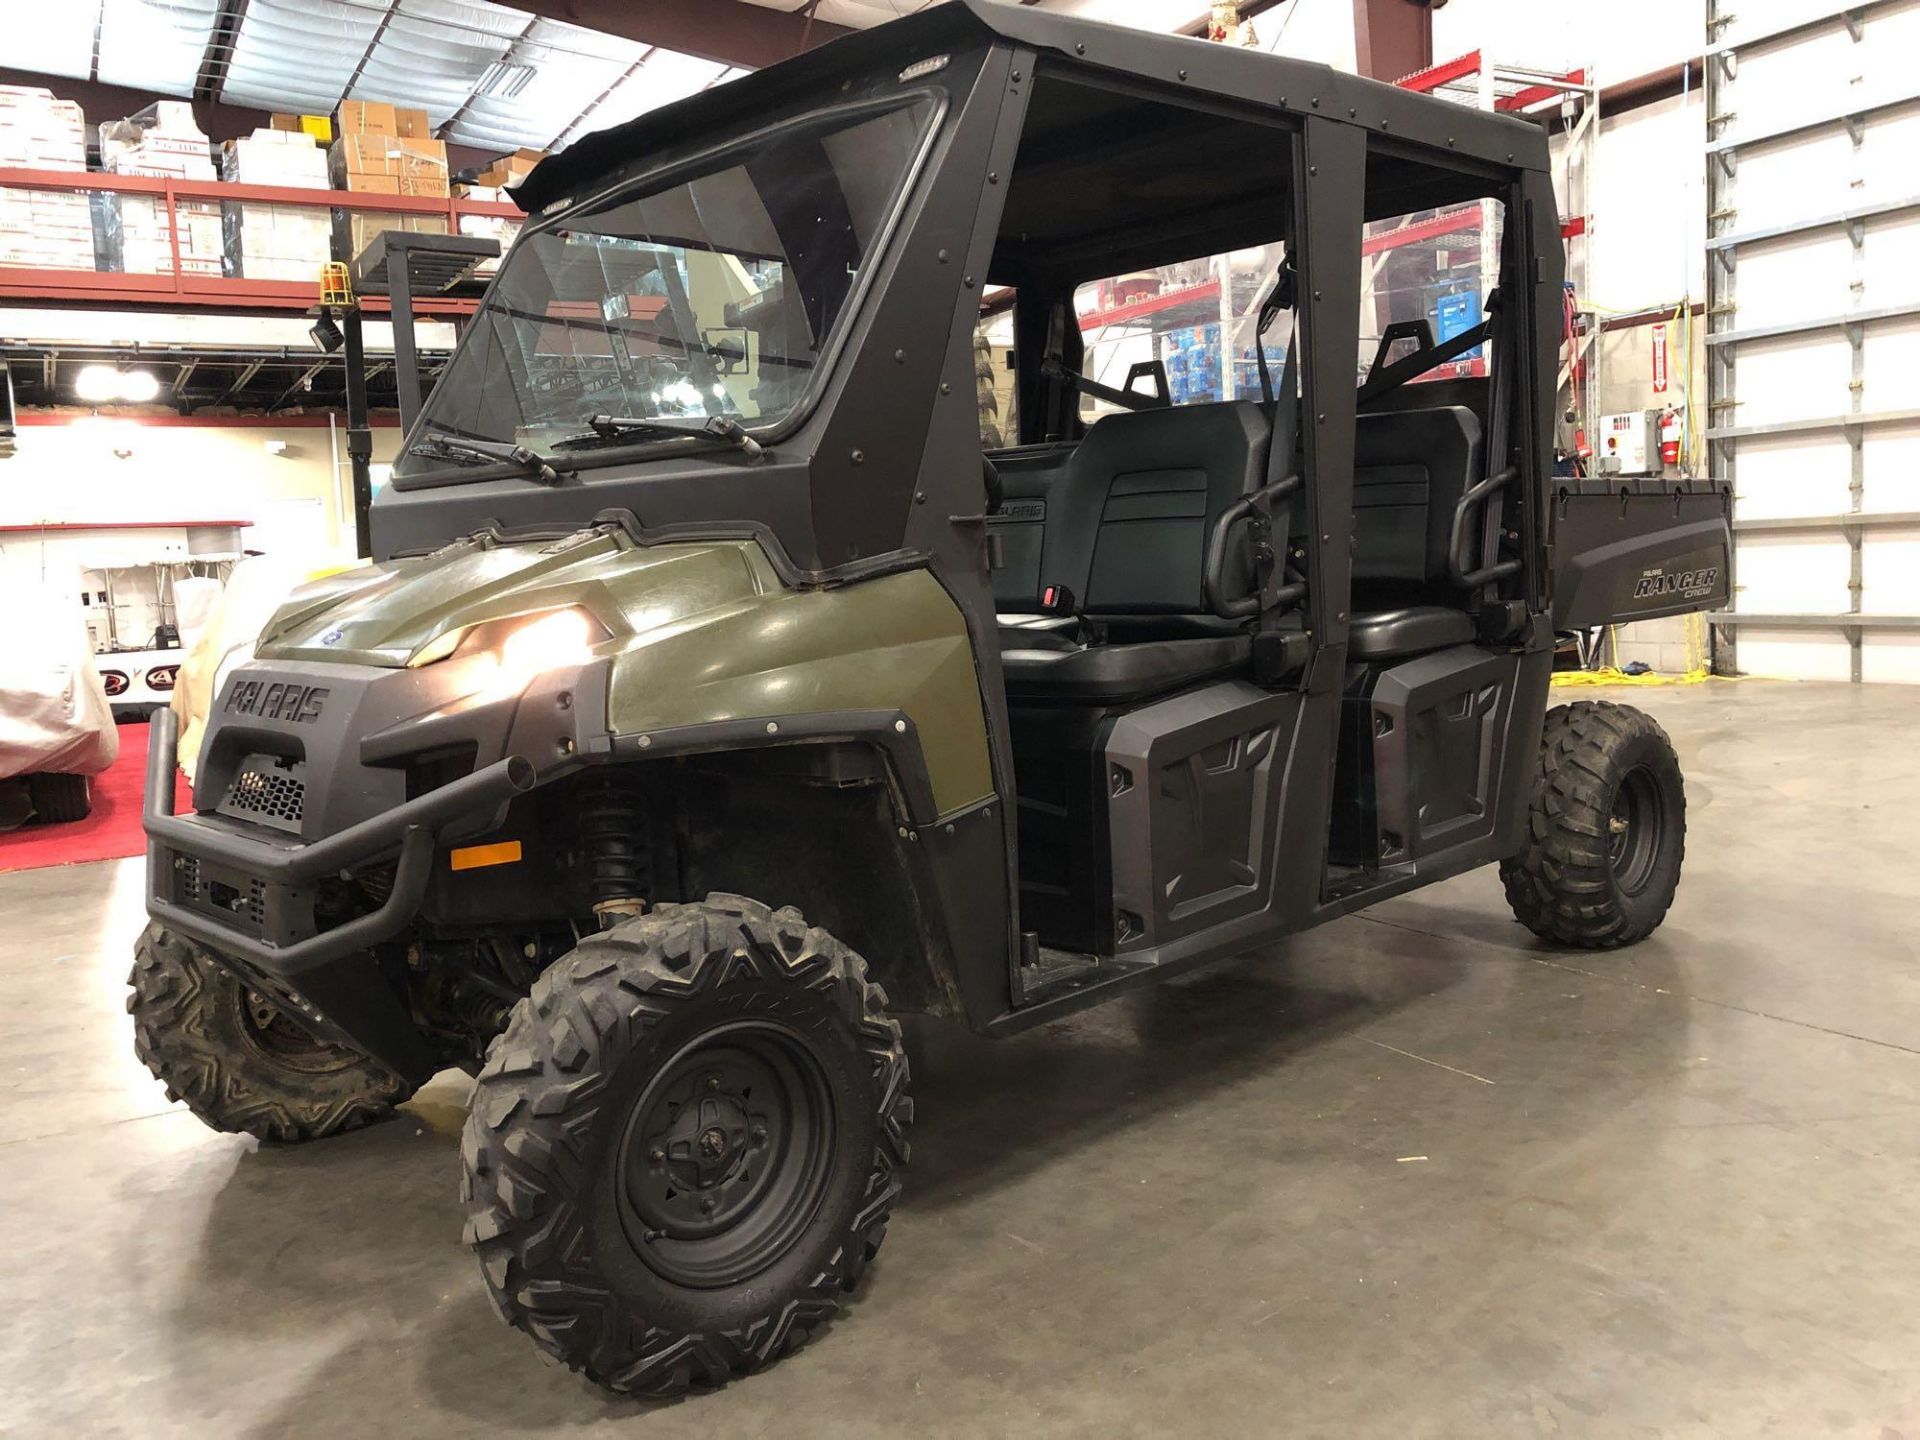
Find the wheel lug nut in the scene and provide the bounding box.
[649,1148,665,1163]
[706,1076,721,1091]
[700,1197,718,1215]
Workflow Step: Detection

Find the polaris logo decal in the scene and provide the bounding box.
[224,680,329,723]
[1633,566,1719,600]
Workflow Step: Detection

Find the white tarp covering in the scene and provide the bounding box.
[170,554,310,783]
[0,566,118,779]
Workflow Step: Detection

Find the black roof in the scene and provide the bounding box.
[515,0,1549,213]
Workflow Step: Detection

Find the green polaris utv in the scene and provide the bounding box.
[133,0,1731,1396]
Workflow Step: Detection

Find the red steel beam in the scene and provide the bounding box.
[1362,205,1482,255]
[0,166,514,316]
[1497,69,1587,112]
[1395,49,1480,92]
[1079,280,1223,331]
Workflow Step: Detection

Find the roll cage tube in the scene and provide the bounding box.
[1203,474,1305,619]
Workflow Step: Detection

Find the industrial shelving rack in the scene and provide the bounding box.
[1395,50,1599,463]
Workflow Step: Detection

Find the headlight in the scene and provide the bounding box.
[500,608,597,677]
[408,606,607,688]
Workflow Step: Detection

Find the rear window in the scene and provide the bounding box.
[1358,202,1505,384]
[1073,243,1293,421]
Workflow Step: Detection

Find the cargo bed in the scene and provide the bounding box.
[1550,478,1733,630]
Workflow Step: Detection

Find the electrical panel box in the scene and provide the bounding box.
[1597,410,1659,476]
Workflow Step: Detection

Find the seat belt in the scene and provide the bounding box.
[1354,304,1498,407]
[1253,262,1296,409]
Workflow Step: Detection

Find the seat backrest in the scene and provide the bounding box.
[1036,401,1268,616]
[1351,405,1483,605]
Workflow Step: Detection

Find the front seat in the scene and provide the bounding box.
[999,402,1270,704]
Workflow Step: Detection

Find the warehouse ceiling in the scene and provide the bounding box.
[5,339,445,415]
[2,0,1205,156]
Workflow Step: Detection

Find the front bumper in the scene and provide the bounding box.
[142,706,535,1079]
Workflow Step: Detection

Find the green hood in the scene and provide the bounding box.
[256,529,774,668]
[253,524,995,818]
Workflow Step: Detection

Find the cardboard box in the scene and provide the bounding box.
[109,194,225,275]
[349,211,450,263]
[331,134,390,180]
[0,86,87,171]
[270,112,333,143]
[99,103,215,181]
[221,130,330,187]
[458,211,521,276]
[395,107,433,140]
[471,148,545,189]
[337,99,398,137]
[235,199,332,281]
[399,137,448,177]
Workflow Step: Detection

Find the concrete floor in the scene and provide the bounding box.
[4,679,1919,1437]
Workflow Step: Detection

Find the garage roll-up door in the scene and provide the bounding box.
[1706,0,1920,682]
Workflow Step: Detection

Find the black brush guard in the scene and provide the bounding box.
[142,707,535,1079]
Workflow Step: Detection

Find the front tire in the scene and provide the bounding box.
[461,895,911,1396]
[127,923,415,1142]
[1500,701,1686,948]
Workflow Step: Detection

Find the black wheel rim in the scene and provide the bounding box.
[236,984,355,1074]
[615,1020,836,1289]
[1608,764,1666,896]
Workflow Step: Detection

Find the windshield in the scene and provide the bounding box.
[399,97,937,473]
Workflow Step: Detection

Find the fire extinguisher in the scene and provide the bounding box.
[1658,407,1683,472]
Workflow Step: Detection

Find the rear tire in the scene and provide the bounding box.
[127,922,414,1142]
[460,894,911,1396]
[1500,701,1686,948]
[28,772,91,823]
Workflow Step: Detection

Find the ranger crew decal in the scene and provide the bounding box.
[1633,566,1720,601]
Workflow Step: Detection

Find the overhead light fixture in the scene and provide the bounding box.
[476,62,536,100]
[75,364,163,404]
[309,308,344,354]
[76,364,122,403]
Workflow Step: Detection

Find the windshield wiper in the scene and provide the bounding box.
[410,429,562,484]
[556,413,765,462]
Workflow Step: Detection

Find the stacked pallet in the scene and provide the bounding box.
[329,101,451,261]
[220,129,331,282]
[0,86,93,272]
[100,102,222,277]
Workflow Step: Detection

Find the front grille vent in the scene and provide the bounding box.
[217,754,307,833]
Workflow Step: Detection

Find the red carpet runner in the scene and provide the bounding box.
[0,718,192,874]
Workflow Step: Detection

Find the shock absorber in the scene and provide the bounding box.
[574,768,650,926]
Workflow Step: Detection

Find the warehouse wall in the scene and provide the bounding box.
[0,415,402,571]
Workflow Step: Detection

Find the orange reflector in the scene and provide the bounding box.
[450,840,523,872]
